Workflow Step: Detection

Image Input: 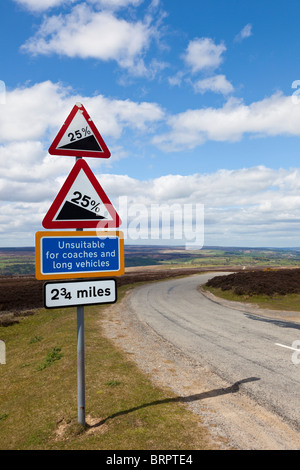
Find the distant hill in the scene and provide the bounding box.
[0,245,299,276]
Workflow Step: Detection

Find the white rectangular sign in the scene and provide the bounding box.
[44,279,117,309]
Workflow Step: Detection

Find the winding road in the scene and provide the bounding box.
[127,273,300,435]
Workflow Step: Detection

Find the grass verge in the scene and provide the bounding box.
[0,285,212,450]
[202,285,300,311]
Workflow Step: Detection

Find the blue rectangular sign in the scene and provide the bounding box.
[35,231,124,280]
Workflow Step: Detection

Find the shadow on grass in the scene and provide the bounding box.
[88,377,260,429]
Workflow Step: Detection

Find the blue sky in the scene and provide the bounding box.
[1,0,300,247]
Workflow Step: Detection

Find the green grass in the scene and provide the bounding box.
[36,347,63,371]
[0,285,213,450]
[203,285,300,311]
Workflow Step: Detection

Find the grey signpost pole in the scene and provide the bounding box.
[77,302,85,426]
[76,156,85,426]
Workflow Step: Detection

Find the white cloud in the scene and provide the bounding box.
[21,3,158,75]
[13,0,143,12]
[89,0,143,9]
[4,81,300,164]
[183,37,226,73]
[2,166,300,247]
[177,37,231,95]
[235,23,253,42]
[193,75,234,95]
[0,142,68,183]
[168,72,184,87]
[13,0,76,12]
[0,80,164,144]
[0,81,71,142]
[116,166,300,246]
[154,92,300,151]
[2,81,300,246]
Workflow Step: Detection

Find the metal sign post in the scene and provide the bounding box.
[76,158,85,426]
[77,303,85,426]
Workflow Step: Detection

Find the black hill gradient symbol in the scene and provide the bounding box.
[58,135,103,152]
[57,201,106,220]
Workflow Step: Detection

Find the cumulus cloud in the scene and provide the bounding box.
[0,80,164,144]
[173,37,233,95]
[112,166,300,247]
[13,0,76,11]
[2,80,300,246]
[154,92,300,150]
[89,0,144,9]
[193,75,234,95]
[13,0,143,12]
[183,37,226,73]
[3,80,300,167]
[0,81,72,143]
[2,165,300,247]
[235,23,253,42]
[21,3,159,75]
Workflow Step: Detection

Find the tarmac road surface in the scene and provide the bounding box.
[127,273,300,433]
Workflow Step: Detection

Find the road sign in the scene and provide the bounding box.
[44,279,117,309]
[35,230,124,280]
[42,159,121,229]
[49,102,111,158]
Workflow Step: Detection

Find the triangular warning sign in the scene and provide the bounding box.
[42,159,121,229]
[49,103,111,158]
